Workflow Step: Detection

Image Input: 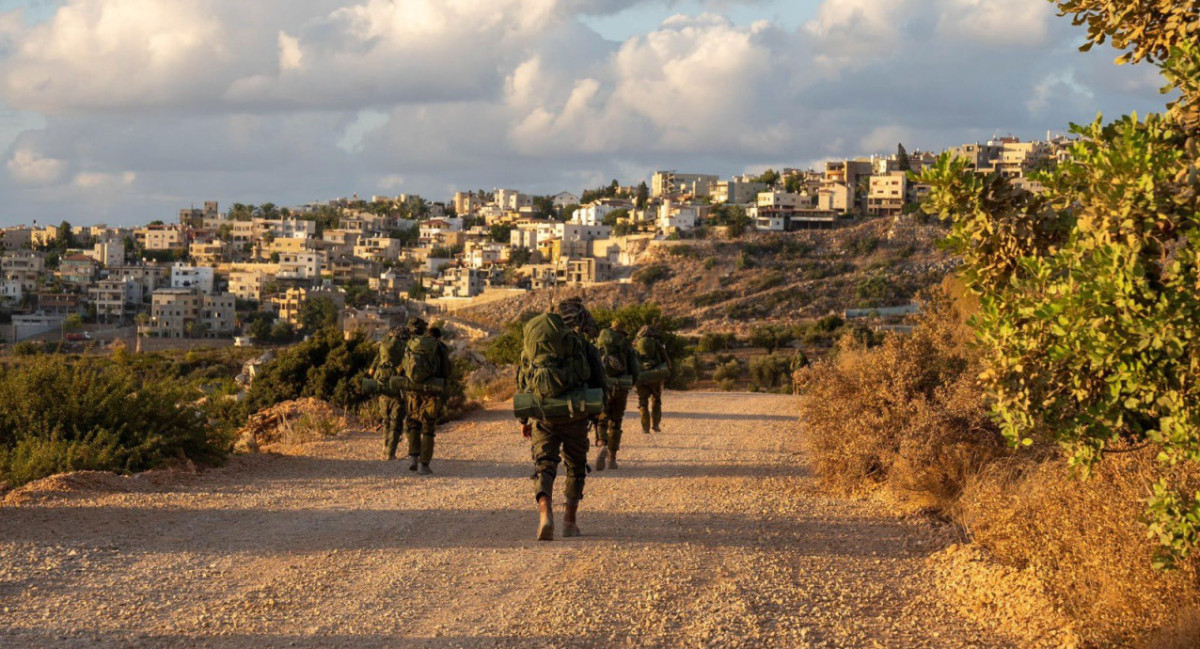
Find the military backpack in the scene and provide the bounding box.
[403,335,441,386]
[596,329,629,378]
[518,313,591,400]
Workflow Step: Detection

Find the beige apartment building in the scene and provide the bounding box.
[1,250,45,292]
[135,225,186,252]
[651,171,719,198]
[144,288,235,338]
[228,270,268,301]
[273,287,346,328]
[868,172,908,217]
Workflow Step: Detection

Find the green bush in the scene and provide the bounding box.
[692,290,735,308]
[632,263,672,286]
[748,354,790,392]
[712,359,743,382]
[483,311,538,366]
[697,332,736,353]
[0,357,227,487]
[242,327,376,415]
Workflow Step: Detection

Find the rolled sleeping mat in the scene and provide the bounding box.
[513,388,605,422]
[636,364,670,386]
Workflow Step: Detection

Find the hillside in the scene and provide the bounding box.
[456,216,953,335]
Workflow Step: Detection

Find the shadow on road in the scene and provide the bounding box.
[0,504,929,559]
[0,631,561,649]
[666,412,798,422]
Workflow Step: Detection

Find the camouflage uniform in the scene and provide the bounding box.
[402,318,453,472]
[369,329,408,460]
[596,323,640,459]
[789,350,810,395]
[522,299,606,504]
[634,326,671,434]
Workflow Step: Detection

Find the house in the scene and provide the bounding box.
[658,200,705,232]
[1,227,34,250]
[867,172,908,217]
[273,287,346,328]
[142,288,236,338]
[58,254,97,286]
[135,225,187,252]
[651,171,719,198]
[2,250,45,293]
[711,179,769,205]
[171,265,215,294]
[88,279,140,321]
[228,270,269,301]
[552,191,579,208]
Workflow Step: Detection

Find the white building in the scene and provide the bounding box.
[171,265,215,294]
[658,200,702,232]
[87,240,125,268]
[552,191,579,208]
[278,252,323,280]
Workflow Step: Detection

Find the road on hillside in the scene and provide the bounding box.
[0,392,1013,648]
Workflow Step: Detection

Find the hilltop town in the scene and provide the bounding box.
[0,136,1070,348]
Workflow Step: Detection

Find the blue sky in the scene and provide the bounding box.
[0,0,1169,226]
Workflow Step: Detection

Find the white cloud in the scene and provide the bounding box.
[73,170,135,189]
[6,147,66,185]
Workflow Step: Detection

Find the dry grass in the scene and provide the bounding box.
[956,452,1200,647]
[797,285,1003,511]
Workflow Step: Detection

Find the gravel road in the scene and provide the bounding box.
[0,392,1012,648]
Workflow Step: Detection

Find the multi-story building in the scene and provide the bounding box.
[711,180,769,205]
[552,191,579,208]
[353,237,404,262]
[651,172,719,198]
[109,264,169,304]
[86,240,125,268]
[867,172,909,217]
[277,251,322,281]
[189,240,229,265]
[38,292,82,316]
[494,189,532,212]
[1,250,45,293]
[88,279,140,321]
[658,200,706,232]
[453,191,485,216]
[573,200,632,227]
[58,254,97,286]
[171,265,215,294]
[2,227,33,250]
[143,288,236,338]
[228,270,269,301]
[273,287,346,328]
[0,279,22,302]
[135,225,187,252]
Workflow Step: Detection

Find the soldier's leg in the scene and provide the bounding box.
[637,385,652,434]
[651,383,664,431]
[560,419,590,503]
[404,394,421,469]
[383,398,401,459]
[530,422,562,502]
[608,387,628,454]
[419,401,437,472]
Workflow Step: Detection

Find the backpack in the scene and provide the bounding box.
[519,313,591,400]
[378,334,406,368]
[635,336,662,371]
[402,335,440,386]
[596,329,628,378]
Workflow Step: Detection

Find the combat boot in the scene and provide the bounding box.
[562,499,581,538]
[408,455,419,472]
[537,496,554,541]
[608,451,619,470]
[595,444,608,471]
[418,463,433,475]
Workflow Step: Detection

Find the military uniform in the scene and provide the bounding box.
[401,318,453,474]
[595,323,640,470]
[789,350,810,395]
[519,298,606,540]
[634,326,671,434]
[369,330,408,460]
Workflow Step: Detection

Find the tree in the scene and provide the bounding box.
[896,143,912,172]
[755,169,780,187]
[509,247,532,267]
[920,1,1200,567]
[602,208,629,227]
[560,204,579,223]
[299,296,339,333]
[490,224,514,244]
[532,195,555,219]
[636,181,649,209]
[56,221,76,249]
[784,174,803,194]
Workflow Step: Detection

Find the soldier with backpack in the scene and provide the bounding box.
[369,326,409,461]
[594,320,639,471]
[634,324,672,435]
[514,297,607,541]
[401,317,452,475]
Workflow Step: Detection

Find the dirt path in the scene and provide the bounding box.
[0,392,1011,648]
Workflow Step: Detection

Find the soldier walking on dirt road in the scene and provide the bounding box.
[369,326,408,461]
[634,324,672,435]
[594,320,639,471]
[401,317,452,475]
[515,297,607,541]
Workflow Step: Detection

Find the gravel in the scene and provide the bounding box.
[0,391,1013,648]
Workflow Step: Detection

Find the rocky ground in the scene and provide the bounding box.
[0,392,1014,648]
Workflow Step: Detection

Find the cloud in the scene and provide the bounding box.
[0,0,1172,225]
[6,146,66,185]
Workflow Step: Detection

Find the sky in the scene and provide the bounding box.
[0,0,1171,227]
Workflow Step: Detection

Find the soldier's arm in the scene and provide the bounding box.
[585,342,608,391]
[627,343,640,382]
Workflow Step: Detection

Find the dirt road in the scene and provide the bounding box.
[0,392,1011,648]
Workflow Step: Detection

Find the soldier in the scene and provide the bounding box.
[401,317,452,475]
[429,326,451,423]
[517,297,606,541]
[634,324,672,435]
[369,326,408,460]
[789,349,810,395]
[594,320,639,471]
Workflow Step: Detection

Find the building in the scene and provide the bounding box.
[109,264,169,303]
[651,172,719,198]
[711,180,769,205]
[88,279,140,321]
[1,250,45,293]
[273,287,346,328]
[58,254,97,286]
[658,200,705,232]
[228,270,269,301]
[87,240,125,268]
[494,189,532,211]
[277,252,322,281]
[2,227,33,250]
[171,265,215,294]
[135,225,187,252]
[142,288,236,338]
[552,191,579,208]
[453,192,485,216]
[572,201,632,227]
[867,172,908,217]
[189,239,230,266]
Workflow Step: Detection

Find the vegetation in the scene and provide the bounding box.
[242,328,376,416]
[0,356,230,487]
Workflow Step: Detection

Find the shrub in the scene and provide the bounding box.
[748,354,790,392]
[712,359,743,383]
[692,290,735,308]
[697,332,736,353]
[243,327,376,415]
[484,311,537,366]
[0,357,227,487]
[633,263,672,286]
[798,288,1003,509]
